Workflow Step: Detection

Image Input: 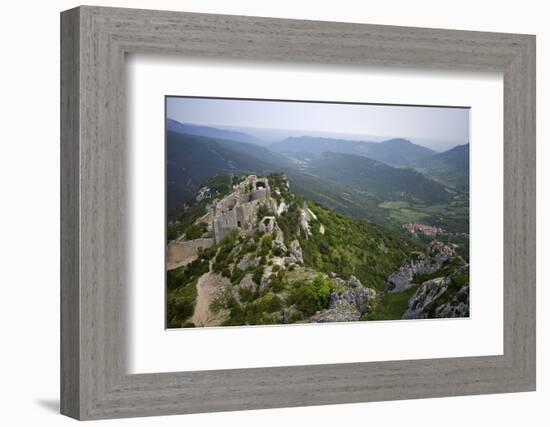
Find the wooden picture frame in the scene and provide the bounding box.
[60,5,536,420]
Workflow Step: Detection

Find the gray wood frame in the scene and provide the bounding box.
[60,5,536,420]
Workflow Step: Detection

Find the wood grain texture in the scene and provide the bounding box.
[60,6,536,420]
[60,7,80,419]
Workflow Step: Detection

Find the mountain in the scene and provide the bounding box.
[270,136,436,167]
[166,173,468,328]
[167,131,412,223]
[166,130,378,219]
[414,144,469,191]
[167,119,260,144]
[302,152,450,204]
[166,130,452,223]
[166,131,282,208]
[367,138,436,166]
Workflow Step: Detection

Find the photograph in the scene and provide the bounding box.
[165,97,470,328]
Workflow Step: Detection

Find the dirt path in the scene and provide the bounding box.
[191,273,230,327]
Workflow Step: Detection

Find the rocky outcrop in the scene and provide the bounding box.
[388,241,454,292]
[346,275,362,288]
[402,277,449,319]
[238,273,257,292]
[288,239,303,264]
[310,284,377,323]
[273,227,288,253]
[402,266,469,319]
[309,305,361,323]
[282,306,306,324]
[236,253,260,271]
[434,285,469,318]
[330,287,376,313]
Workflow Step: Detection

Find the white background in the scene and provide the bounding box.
[128,57,503,373]
[0,0,547,426]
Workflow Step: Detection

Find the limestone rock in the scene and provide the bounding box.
[328,287,376,314]
[346,275,362,288]
[310,286,377,323]
[238,273,257,292]
[434,285,469,318]
[282,306,303,324]
[388,241,454,293]
[402,277,449,319]
[236,253,259,271]
[288,239,303,264]
[309,304,361,323]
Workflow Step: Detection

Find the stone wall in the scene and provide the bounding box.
[167,238,215,269]
[213,209,238,243]
[237,200,259,233]
[211,175,274,243]
[215,194,239,213]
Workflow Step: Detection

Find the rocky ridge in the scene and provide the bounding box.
[402,265,469,319]
[388,241,454,293]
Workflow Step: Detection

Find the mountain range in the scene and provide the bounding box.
[270,136,436,167]
[167,119,260,145]
[166,130,284,207]
[413,144,469,191]
[166,119,469,216]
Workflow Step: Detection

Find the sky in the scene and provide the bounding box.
[166,96,470,150]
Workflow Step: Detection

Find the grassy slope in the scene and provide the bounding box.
[369,285,420,321]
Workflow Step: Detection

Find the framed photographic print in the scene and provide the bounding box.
[164,96,471,329]
[61,6,536,420]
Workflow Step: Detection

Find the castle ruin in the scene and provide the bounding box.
[167,175,277,269]
[212,175,273,243]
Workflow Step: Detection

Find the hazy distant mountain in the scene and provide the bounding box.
[166,131,281,207]
[305,152,450,204]
[414,144,469,191]
[220,125,386,146]
[270,136,435,167]
[368,138,436,166]
[166,131,390,222]
[167,119,260,145]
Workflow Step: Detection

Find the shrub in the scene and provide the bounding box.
[252,266,264,285]
[269,277,285,293]
[166,279,199,327]
[288,275,332,317]
[239,287,255,303]
[272,247,284,257]
[267,295,283,312]
[221,266,231,279]
[256,203,272,221]
[243,242,257,254]
[261,235,273,249]
[231,267,246,285]
[185,222,208,240]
